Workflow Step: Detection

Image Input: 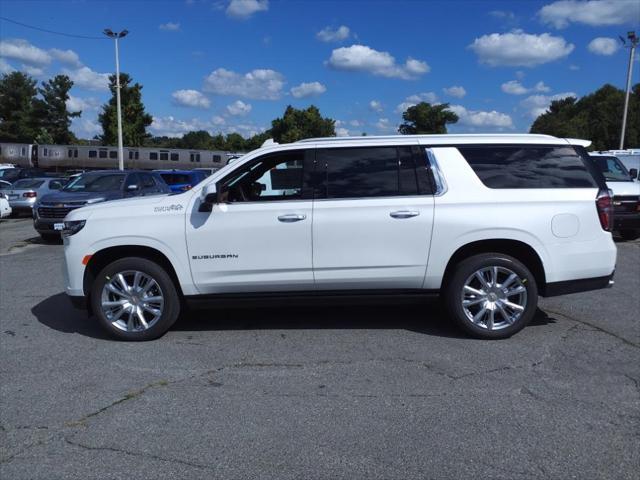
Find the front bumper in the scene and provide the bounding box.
[34,218,63,234]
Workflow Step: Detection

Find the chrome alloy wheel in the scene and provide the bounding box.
[100,270,164,332]
[460,266,528,331]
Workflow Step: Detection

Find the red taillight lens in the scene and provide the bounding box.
[23,191,37,198]
[180,185,192,191]
[596,189,613,232]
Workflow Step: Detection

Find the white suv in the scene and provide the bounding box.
[61,134,616,340]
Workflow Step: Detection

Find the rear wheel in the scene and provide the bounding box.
[90,257,181,341]
[444,253,538,339]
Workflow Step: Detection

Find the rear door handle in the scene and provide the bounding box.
[278,213,307,223]
[390,210,420,219]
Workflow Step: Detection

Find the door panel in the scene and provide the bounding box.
[312,197,434,289]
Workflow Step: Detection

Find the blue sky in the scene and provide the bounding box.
[1,0,639,140]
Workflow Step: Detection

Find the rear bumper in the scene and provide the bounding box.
[613,213,640,230]
[543,272,615,297]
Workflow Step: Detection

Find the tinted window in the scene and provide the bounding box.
[160,173,191,185]
[459,146,599,189]
[170,153,179,161]
[99,150,107,159]
[589,155,631,182]
[109,150,117,159]
[140,173,156,188]
[213,154,221,163]
[160,151,169,161]
[12,179,44,189]
[126,173,140,188]
[63,174,125,192]
[88,150,97,158]
[149,152,158,160]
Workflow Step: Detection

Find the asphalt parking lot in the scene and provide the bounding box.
[1,217,638,479]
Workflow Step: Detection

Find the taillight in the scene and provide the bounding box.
[23,191,37,198]
[596,189,613,232]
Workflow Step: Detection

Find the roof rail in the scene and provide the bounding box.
[295,133,558,143]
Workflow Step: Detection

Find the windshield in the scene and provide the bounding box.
[160,173,192,185]
[0,169,20,182]
[12,179,45,189]
[590,156,632,182]
[63,173,125,192]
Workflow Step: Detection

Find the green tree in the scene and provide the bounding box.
[398,102,458,134]
[270,105,335,143]
[179,130,214,150]
[530,83,640,151]
[0,72,38,142]
[224,132,247,151]
[33,75,80,144]
[98,73,152,146]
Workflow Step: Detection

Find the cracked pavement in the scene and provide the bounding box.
[1,218,639,479]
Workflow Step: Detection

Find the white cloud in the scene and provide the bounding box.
[203,67,285,100]
[211,115,226,126]
[150,116,214,137]
[375,118,394,132]
[0,39,51,66]
[316,25,350,42]
[349,120,363,127]
[448,105,514,128]
[63,66,110,91]
[172,89,211,108]
[20,64,45,77]
[443,86,466,98]
[489,10,517,22]
[0,58,14,74]
[539,0,639,29]
[226,0,269,19]
[159,22,181,31]
[290,81,326,98]
[520,92,577,118]
[501,80,550,95]
[49,48,81,67]
[66,95,101,112]
[369,100,383,112]
[71,117,101,139]
[226,100,252,116]
[569,64,580,71]
[588,37,619,56]
[469,31,574,67]
[336,127,350,137]
[395,92,439,113]
[327,44,429,80]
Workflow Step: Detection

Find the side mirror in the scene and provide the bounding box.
[199,182,218,212]
[126,184,140,191]
[629,168,638,180]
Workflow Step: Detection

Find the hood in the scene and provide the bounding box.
[65,192,177,221]
[40,190,122,204]
[607,180,640,197]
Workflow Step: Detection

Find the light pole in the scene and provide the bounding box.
[103,28,128,170]
[619,31,638,150]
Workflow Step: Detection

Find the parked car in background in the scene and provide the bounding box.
[5,177,66,216]
[0,180,12,190]
[193,167,220,177]
[596,149,640,176]
[34,170,170,240]
[0,192,12,218]
[155,169,207,193]
[0,167,47,183]
[589,153,640,240]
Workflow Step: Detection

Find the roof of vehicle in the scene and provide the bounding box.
[154,169,202,174]
[295,134,590,147]
[78,170,154,174]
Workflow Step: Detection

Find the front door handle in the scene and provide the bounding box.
[390,210,420,219]
[278,213,307,223]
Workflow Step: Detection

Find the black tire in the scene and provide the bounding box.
[90,257,181,341]
[443,253,538,339]
[619,229,640,241]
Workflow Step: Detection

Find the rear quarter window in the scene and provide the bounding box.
[458,145,599,189]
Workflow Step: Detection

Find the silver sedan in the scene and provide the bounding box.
[5,177,66,216]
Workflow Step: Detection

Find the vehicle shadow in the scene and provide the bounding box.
[32,293,557,340]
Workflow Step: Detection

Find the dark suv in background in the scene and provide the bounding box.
[34,170,170,239]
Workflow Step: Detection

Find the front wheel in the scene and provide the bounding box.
[444,253,538,339]
[91,257,181,341]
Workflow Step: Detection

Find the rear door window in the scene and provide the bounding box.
[12,179,45,189]
[458,145,599,189]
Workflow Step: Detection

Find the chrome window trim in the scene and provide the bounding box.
[425,148,448,196]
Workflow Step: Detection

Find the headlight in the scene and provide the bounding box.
[85,197,106,204]
[62,220,86,236]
